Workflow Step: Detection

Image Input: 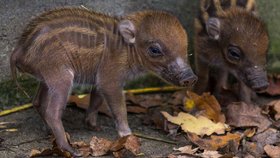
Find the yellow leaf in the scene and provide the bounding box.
[187,91,225,123]
[187,132,241,151]
[184,99,195,111]
[161,111,228,136]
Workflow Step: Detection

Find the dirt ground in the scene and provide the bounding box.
[1,91,280,158]
[0,104,180,158]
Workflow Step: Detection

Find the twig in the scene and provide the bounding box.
[124,86,184,94]
[0,103,32,117]
[133,132,177,145]
[0,86,184,117]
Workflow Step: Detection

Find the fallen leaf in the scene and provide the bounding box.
[170,91,185,106]
[30,133,76,158]
[266,100,280,120]
[110,135,141,156]
[68,94,89,109]
[162,112,228,136]
[199,150,223,158]
[266,74,280,96]
[186,91,225,123]
[244,128,256,138]
[264,145,280,158]
[126,93,164,109]
[187,132,241,151]
[184,99,195,111]
[69,94,147,116]
[90,136,112,156]
[112,149,125,158]
[72,141,91,157]
[173,145,198,154]
[124,135,141,155]
[226,102,271,133]
[29,149,43,157]
[127,105,147,114]
[251,128,280,153]
[243,142,260,158]
[29,147,72,158]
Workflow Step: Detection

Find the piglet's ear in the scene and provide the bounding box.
[206,18,221,40]
[119,20,136,44]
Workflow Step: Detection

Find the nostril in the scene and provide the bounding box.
[180,75,198,87]
[184,80,190,85]
[253,82,269,92]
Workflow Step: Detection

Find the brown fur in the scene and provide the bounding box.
[194,0,269,103]
[10,7,196,156]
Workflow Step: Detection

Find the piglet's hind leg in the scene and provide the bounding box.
[40,71,82,156]
[85,87,104,130]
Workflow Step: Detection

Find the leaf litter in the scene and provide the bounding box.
[30,133,141,158]
[30,89,280,157]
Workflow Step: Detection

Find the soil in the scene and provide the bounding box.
[0,105,178,158]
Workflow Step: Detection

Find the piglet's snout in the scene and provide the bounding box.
[178,70,198,87]
[251,79,269,93]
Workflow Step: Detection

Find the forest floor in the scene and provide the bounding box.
[0,91,280,158]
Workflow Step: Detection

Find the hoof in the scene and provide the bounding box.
[85,122,102,131]
[72,149,83,157]
[85,117,102,131]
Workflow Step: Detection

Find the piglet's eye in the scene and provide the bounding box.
[148,45,163,57]
[227,46,242,61]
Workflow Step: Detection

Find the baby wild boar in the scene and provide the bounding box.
[194,0,269,103]
[10,8,197,155]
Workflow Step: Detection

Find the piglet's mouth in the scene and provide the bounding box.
[160,71,197,88]
[252,82,269,93]
[249,79,269,93]
[244,67,268,93]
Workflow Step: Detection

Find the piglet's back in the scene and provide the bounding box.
[14,8,120,81]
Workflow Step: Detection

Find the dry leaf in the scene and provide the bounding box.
[29,147,72,158]
[187,132,241,151]
[264,145,280,158]
[243,142,260,158]
[72,141,91,157]
[127,105,147,114]
[162,112,228,136]
[266,100,280,120]
[29,149,44,157]
[126,93,164,109]
[69,94,147,116]
[110,135,141,156]
[90,136,112,156]
[30,133,75,158]
[244,128,256,138]
[199,150,223,158]
[170,91,185,106]
[68,94,89,109]
[226,102,271,133]
[173,145,198,154]
[252,128,280,152]
[186,91,225,123]
[124,135,141,155]
[266,75,280,96]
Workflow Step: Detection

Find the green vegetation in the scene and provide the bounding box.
[0,76,37,109]
[257,0,280,73]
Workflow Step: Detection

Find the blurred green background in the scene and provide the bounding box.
[257,0,280,72]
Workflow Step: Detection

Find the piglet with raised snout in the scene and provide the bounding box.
[10,8,197,156]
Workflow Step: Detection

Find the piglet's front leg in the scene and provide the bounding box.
[239,81,252,104]
[99,85,132,137]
